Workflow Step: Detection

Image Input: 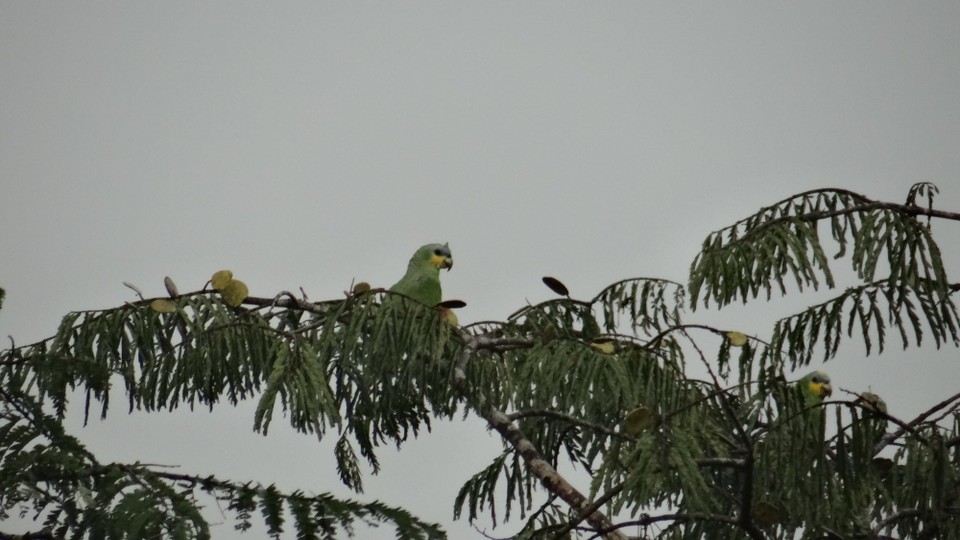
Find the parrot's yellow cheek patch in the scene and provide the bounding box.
[432,255,453,270]
[809,382,832,399]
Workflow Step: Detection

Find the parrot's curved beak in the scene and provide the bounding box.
[432,254,453,271]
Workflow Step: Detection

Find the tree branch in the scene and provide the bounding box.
[507,409,626,440]
[720,192,960,246]
[586,512,741,539]
[797,200,960,224]
[483,407,627,540]
[454,333,628,540]
[0,532,60,540]
[549,482,625,540]
[872,508,921,537]
[872,391,960,456]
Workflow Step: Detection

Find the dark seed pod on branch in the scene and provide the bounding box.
[542,276,569,297]
[164,276,179,298]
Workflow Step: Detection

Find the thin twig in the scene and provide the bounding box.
[586,512,742,540]
[549,483,625,540]
[680,328,765,540]
[873,391,960,456]
[507,409,626,440]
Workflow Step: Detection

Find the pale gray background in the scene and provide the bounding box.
[2,3,959,538]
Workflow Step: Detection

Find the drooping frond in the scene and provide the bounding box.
[766,279,960,369]
[690,183,960,371]
[456,280,743,533]
[2,293,284,421]
[0,387,444,540]
[0,289,460,496]
[689,185,954,312]
[509,278,686,340]
[689,188,871,309]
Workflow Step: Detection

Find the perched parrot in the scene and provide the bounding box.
[388,243,453,306]
[798,371,833,407]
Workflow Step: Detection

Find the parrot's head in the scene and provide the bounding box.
[805,371,833,400]
[411,243,453,272]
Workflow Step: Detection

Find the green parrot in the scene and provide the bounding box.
[798,370,833,407]
[388,243,453,306]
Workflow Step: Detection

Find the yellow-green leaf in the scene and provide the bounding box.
[622,406,655,436]
[221,279,248,307]
[590,337,616,354]
[352,281,371,295]
[150,299,177,313]
[211,270,233,291]
[726,331,748,347]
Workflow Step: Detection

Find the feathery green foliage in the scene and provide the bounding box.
[2,183,959,539]
[0,385,445,540]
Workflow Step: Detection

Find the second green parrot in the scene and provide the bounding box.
[389,243,453,306]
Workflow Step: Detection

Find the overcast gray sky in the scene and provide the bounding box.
[2,3,959,538]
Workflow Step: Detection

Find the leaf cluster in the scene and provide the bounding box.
[691,185,960,369]
[0,290,455,538]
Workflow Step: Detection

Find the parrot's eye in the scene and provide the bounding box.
[434,248,449,256]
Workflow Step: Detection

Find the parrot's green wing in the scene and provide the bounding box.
[798,370,833,408]
[388,243,453,306]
